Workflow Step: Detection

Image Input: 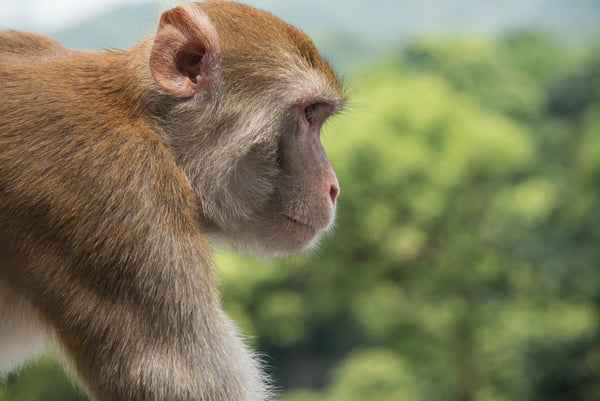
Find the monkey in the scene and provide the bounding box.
[0,1,345,400]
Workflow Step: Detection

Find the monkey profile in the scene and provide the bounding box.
[0,1,345,400]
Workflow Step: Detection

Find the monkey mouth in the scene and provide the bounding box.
[283,214,317,232]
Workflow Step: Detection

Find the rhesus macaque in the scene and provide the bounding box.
[0,1,345,400]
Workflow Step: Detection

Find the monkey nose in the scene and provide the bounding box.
[329,184,340,204]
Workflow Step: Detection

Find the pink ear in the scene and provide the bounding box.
[150,6,218,97]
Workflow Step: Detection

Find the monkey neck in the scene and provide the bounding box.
[39,40,160,123]
[100,43,157,120]
[41,38,214,146]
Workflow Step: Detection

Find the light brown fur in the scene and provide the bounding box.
[0,1,344,400]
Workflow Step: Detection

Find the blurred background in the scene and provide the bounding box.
[1,0,600,400]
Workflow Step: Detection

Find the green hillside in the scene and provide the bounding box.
[48,0,600,73]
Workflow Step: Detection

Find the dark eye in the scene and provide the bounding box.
[304,103,323,124]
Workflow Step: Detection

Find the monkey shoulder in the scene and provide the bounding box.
[0,30,64,58]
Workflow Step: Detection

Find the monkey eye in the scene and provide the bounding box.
[304,102,329,125]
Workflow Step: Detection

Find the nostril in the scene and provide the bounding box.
[329,184,339,203]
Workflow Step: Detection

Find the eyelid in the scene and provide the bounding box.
[304,102,334,124]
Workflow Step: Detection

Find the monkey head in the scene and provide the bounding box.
[149,1,345,257]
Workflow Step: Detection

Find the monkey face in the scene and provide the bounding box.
[149,1,345,257]
[193,101,341,258]
[272,103,340,252]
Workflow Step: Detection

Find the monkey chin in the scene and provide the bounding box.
[203,212,335,259]
[275,214,329,256]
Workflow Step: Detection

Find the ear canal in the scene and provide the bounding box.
[149,5,218,97]
[175,49,205,85]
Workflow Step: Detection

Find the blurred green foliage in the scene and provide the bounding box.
[2,32,600,401]
[0,358,86,401]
